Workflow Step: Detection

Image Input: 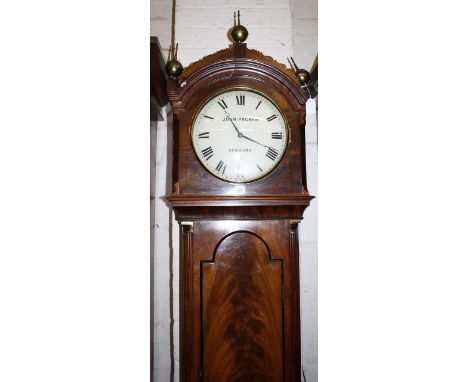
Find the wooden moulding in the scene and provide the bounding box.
[168,195,314,220]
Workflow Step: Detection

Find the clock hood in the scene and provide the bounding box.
[167,43,309,109]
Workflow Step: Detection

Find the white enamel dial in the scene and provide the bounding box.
[191,88,288,183]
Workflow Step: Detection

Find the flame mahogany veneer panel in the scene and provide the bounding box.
[202,232,283,382]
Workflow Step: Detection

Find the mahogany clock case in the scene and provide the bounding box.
[164,43,314,382]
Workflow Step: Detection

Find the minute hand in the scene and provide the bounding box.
[241,134,270,149]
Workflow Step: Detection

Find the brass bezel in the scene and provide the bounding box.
[190,86,290,185]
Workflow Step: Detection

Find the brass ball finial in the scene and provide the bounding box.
[288,57,311,86]
[231,10,248,43]
[296,69,311,86]
[165,60,183,78]
[165,43,184,78]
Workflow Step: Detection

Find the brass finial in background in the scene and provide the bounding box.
[231,10,249,43]
[165,0,183,78]
[165,43,184,78]
[288,57,311,86]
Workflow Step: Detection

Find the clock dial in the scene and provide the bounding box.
[191,88,288,183]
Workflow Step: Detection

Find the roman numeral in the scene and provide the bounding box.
[236,95,245,106]
[267,114,277,122]
[198,132,209,139]
[256,101,262,110]
[272,132,283,139]
[257,164,263,172]
[201,146,214,160]
[266,147,279,161]
[217,99,228,109]
[203,115,214,119]
[215,160,226,174]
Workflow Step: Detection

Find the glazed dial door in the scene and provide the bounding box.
[191,88,288,183]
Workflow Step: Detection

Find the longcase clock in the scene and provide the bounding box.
[167,27,313,382]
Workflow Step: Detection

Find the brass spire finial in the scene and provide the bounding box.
[165,0,183,78]
[231,10,249,43]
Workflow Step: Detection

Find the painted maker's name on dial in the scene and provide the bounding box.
[222,116,260,122]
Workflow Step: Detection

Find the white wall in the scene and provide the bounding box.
[153,106,181,382]
[151,1,317,380]
[300,99,318,380]
[291,0,318,70]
